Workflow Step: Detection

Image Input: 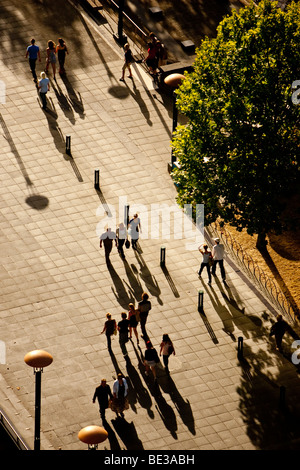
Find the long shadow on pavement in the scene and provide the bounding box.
[134,250,163,305]
[108,262,136,308]
[159,375,196,435]
[133,343,178,439]
[237,340,300,449]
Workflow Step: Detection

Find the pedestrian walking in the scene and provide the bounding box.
[160,334,175,375]
[45,40,57,79]
[156,40,168,67]
[92,378,113,422]
[120,43,133,82]
[269,314,290,352]
[118,312,130,358]
[211,237,226,283]
[137,292,151,340]
[25,38,41,83]
[100,227,117,265]
[56,38,68,75]
[128,213,141,250]
[143,42,158,76]
[116,222,127,260]
[198,244,212,285]
[144,341,159,381]
[128,303,139,344]
[38,72,50,110]
[100,312,117,351]
[111,373,129,418]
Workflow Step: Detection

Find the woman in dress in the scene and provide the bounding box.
[128,303,139,344]
[45,40,57,79]
[56,38,68,75]
[111,373,129,418]
[100,312,117,351]
[160,334,175,375]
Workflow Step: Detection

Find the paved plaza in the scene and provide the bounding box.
[1,0,300,452]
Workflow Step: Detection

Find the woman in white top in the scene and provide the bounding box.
[198,244,212,284]
[128,214,141,250]
[110,374,129,417]
[116,222,127,259]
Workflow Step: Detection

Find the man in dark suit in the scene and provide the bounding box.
[92,379,113,421]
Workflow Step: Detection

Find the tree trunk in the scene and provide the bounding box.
[256,232,267,250]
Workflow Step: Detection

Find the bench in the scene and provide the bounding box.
[159,60,194,83]
[84,0,103,10]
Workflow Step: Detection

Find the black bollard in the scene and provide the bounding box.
[237,336,243,359]
[198,290,204,313]
[124,205,129,226]
[160,246,166,267]
[94,169,100,190]
[66,135,71,155]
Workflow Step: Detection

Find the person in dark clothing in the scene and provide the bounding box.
[144,341,159,381]
[138,292,151,340]
[56,38,68,75]
[270,314,290,352]
[120,43,133,81]
[118,312,130,357]
[100,227,117,265]
[92,379,113,421]
[25,38,41,83]
[101,312,117,351]
[116,222,127,260]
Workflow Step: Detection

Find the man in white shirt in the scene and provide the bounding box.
[38,71,50,110]
[212,238,226,282]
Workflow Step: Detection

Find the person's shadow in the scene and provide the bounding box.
[126,343,154,418]
[154,390,178,439]
[108,263,135,308]
[50,79,75,124]
[160,376,195,435]
[124,78,153,126]
[134,251,163,305]
[110,417,144,450]
[123,260,144,301]
[102,419,122,450]
[61,74,85,119]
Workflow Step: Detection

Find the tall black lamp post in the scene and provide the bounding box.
[114,0,127,45]
[24,349,53,451]
[164,73,186,172]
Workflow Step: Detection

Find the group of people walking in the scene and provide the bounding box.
[143,32,168,77]
[99,214,141,265]
[96,292,175,421]
[100,291,152,353]
[25,37,69,110]
[119,32,168,83]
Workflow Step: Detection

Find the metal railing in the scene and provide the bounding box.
[0,409,30,450]
[208,222,295,323]
[102,0,148,56]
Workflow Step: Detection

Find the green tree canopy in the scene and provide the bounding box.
[172,0,300,248]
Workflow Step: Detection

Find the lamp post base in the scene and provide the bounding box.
[113,34,127,45]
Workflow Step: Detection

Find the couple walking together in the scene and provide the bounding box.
[198,237,226,284]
